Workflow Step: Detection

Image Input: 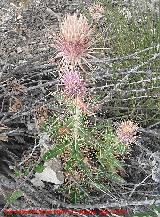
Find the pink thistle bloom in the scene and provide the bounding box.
[54,14,92,67]
[60,70,86,98]
[89,4,105,21]
[116,120,139,145]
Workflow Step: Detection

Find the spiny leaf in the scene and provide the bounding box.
[35,164,45,173]
[116,142,127,155]
[43,142,69,161]
[6,190,24,205]
[14,169,22,178]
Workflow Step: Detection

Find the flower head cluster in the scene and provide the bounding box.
[89,4,105,21]
[116,120,138,145]
[54,14,92,66]
[60,70,86,98]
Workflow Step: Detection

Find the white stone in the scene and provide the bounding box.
[17,47,23,53]
[34,167,64,185]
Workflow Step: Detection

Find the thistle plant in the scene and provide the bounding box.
[39,10,141,203]
[14,8,141,204]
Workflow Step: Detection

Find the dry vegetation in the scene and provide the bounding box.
[0,0,160,216]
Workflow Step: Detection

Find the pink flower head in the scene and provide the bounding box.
[116,120,139,145]
[60,70,86,98]
[89,4,105,21]
[54,14,92,66]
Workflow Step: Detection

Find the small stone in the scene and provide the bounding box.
[44,158,62,172]
[17,14,22,20]
[56,170,65,182]
[30,177,45,187]
[17,47,23,53]
[34,167,64,185]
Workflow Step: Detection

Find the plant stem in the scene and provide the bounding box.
[74,103,80,152]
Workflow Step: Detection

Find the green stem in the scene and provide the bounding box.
[74,105,80,152]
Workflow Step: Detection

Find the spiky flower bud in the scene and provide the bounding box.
[54,14,92,67]
[89,4,105,21]
[116,120,138,145]
[60,70,86,98]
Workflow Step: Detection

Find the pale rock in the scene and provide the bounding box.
[34,167,63,185]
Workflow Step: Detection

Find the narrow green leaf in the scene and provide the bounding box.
[43,142,68,161]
